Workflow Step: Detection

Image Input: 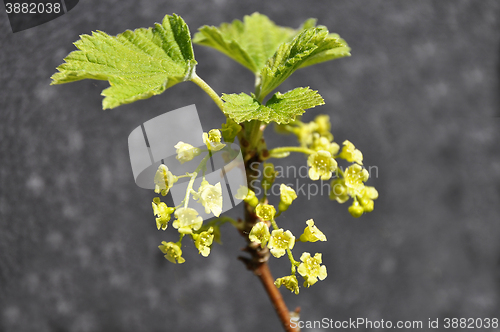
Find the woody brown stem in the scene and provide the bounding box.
[238,198,299,332]
[255,262,297,332]
[236,132,299,332]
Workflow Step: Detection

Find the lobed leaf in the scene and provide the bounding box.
[258,27,351,99]
[193,13,311,73]
[51,14,196,109]
[222,87,324,124]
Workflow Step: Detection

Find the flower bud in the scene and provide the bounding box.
[348,201,364,218]
[279,184,297,212]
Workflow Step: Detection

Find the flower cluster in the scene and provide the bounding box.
[274,115,378,217]
[248,184,329,294]
[147,95,375,295]
[330,163,378,218]
[151,128,230,264]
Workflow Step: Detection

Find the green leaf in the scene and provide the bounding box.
[258,27,350,99]
[51,14,197,109]
[297,33,351,69]
[222,87,324,124]
[221,93,261,122]
[193,13,310,73]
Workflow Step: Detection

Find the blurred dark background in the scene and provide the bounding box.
[1,1,500,331]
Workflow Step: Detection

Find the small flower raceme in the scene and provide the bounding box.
[152,111,376,294]
[329,163,378,217]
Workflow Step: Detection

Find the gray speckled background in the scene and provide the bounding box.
[1,1,500,331]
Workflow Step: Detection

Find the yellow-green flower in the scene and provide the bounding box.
[339,140,363,165]
[154,164,178,196]
[344,163,369,197]
[152,197,175,230]
[158,241,185,264]
[203,129,225,152]
[255,204,276,221]
[299,219,327,242]
[348,200,364,218]
[307,150,337,181]
[174,141,201,164]
[268,229,295,258]
[249,221,271,248]
[278,184,297,212]
[275,275,300,295]
[358,186,379,212]
[329,179,350,203]
[297,252,327,287]
[311,134,339,156]
[313,114,333,141]
[195,180,223,217]
[172,207,203,234]
[194,227,214,257]
[294,122,317,147]
[362,186,378,200]
[235,186,258,207]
